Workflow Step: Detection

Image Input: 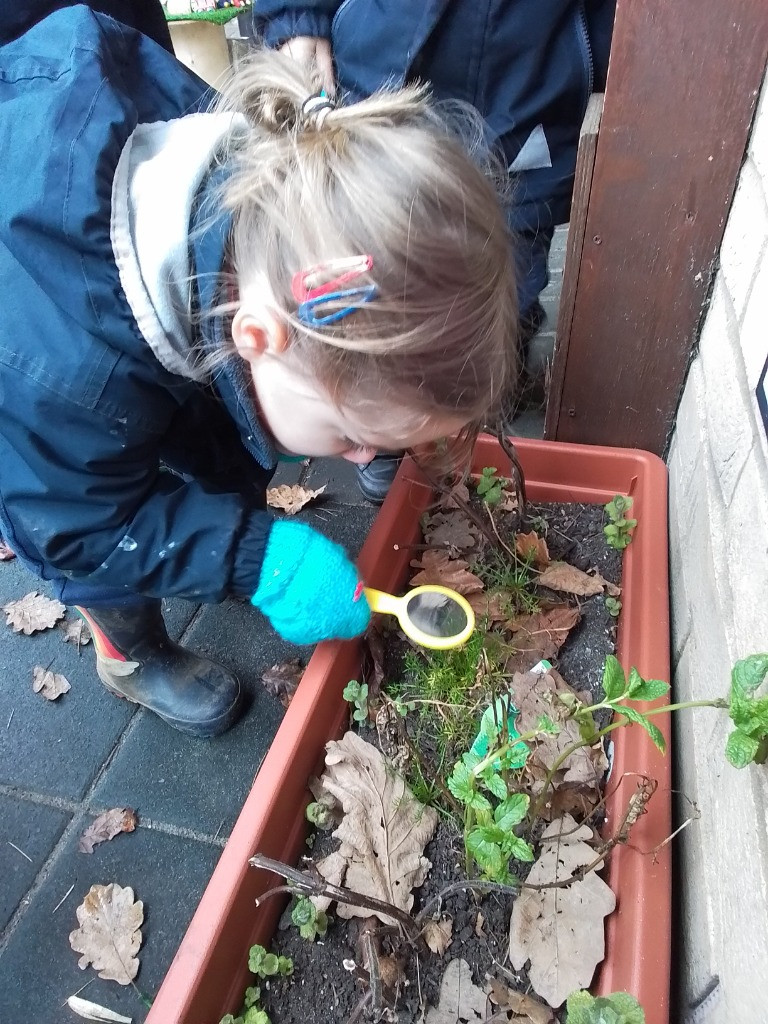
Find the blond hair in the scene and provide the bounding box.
[212,48,517,462]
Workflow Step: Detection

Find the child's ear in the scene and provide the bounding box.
[231,306,288,365]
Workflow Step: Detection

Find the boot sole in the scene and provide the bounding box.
[99,676,242,739]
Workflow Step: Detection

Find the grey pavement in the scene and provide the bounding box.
[0,233,563,1024]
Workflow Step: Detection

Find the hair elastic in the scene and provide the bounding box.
[301,90,336,129]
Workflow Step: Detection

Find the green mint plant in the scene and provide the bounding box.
[305,796,335,830]
[291,897,329,941]
[566,990,645,1023]
[476,466,505,505]
[219,1010,270,1024]
[343,679,369,725]
[248,944,293,978]
[724,653,768,767]
[603,495,637,550]
[605,595,622,617]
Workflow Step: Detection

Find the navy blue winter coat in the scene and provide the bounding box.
[0,5,277,604]
[252,0,616,315]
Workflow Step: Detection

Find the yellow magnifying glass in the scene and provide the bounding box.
[363,585,475,650]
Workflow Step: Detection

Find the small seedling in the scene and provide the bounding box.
[603,495,637,550]
[566,989,645,1023]
[291,897,329,941]
[248,944,293,978]
[305,797,335,830]
[393,697,416,717]
[605,595,622,617]
[476,466,505,505]
[343,679,370,725]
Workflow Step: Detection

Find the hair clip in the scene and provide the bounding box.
[297,285,378,327]
[292,255,374,303]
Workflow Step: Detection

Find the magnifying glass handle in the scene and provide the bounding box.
[362,587,403,618]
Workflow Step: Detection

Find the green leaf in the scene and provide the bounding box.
[244,986,261,1008]
[626,669,670,702]
[731,695,768,736]
[577,712,600,744]
[602,656,627,701]
[447,762,473,804]
[566,990,645,1024]
[353,708,368,722]
[219,1016,241,1024]
[731,654,768,698]
[467,791,493,816]
[619,705,666,754]
[461,749,482,771]
[243,1010,270,1024]
[470,824,507,846]
[466,828,501,863]
[725,728,760,768]
[494,794,529,830]
[291,898,315,927]
[504,835,535,863]
[247,945,267,973]
[342,680,360,702]
[481,771,508,800]
[605,596,622,618]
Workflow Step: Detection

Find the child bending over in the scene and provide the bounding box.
[0,7,516,737]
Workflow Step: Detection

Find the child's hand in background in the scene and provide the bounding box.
[279,36,335,95]
[251,521,370,644]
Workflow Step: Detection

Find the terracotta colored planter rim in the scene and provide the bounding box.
[147,437,671,1024]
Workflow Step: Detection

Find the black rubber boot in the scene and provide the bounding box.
[355,452,402,504]
[76,602,242,738]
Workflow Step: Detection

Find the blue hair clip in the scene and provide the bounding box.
[297,285,378,327]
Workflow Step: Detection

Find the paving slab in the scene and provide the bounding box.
[0,824,221,1024]
[0,557,134,801]
[0,794,71,931]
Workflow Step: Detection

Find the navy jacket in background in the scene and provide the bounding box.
[252,0,616,315]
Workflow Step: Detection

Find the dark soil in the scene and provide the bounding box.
[258,502,622,1024]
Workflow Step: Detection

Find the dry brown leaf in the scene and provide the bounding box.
[0,539,16,561]
[486,977,555,1024]
[4,592,66,634]
[499,488,520,513]
[423,510,480,555]
[69,883,144,985]
[425,959,486,1024]
[502,605,580,675]
[537,562,604,597]
[508,669,608,801]
[515,531,550,566]
[592,572,622,598]
[266,483,326,515]
[467,589,512,625]
[423,917,453,955]
[315,731,438,923]
[436,482,471,510]
[361,621,386,697]
[32,665,71,701]
[78,808,138,854]
[60,618,92,647]
[509,816,616,1008]
[475,911,486,938]
[261,659,303,708]
[409,549,484,596]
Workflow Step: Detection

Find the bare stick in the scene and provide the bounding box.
[362,928,383,1016]
[249,854,421,944]
[416,880,519,926]
[344,989,372,1024]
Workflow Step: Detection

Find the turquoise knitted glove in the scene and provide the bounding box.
[251,521,371,645]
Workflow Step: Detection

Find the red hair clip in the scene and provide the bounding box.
[291,255,374,303]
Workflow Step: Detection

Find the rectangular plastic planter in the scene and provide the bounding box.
[148,436,671,1024]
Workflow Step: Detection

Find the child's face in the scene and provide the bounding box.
[250,348,467,463]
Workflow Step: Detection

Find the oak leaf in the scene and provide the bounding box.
[509,816,616,1008]
[60,618,92,647]
[505,605,581,673]
[4,592,66,634]
[422,916,453,955]
[266,483,326,515]
[32,665,71,700]
[508,669,608,800]
[537,562,604,597]
[78,808,138,854]
[261,659,303,708]
[69,883,144,985]
[486,977,555,1023]
[467,589,512,625]
[515,531,550,566]
[409,549,484,596]
[314,731,438,923]
[425,959,485,1024]
[422,510,480,555]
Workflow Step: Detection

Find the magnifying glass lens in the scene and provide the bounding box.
[405,591,469,639]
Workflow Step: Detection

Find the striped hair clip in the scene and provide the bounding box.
[292,255,377,327]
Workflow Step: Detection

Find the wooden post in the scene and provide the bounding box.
[545,0,768,454]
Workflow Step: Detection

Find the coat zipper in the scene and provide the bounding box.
[577,1,595,102]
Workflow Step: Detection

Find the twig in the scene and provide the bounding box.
[6,709,13,729]
[414,462,507,557]
[345,989,372,1024]
[7,841,32,862]
[52,882,75,914]
[60,978,94,1007]
[362,927,383,1016]
[416,880,519,926]
[249,854,421,944]
[494,429,527,514]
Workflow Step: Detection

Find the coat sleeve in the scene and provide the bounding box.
[251,0,343,46]
[0,364,272,604]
